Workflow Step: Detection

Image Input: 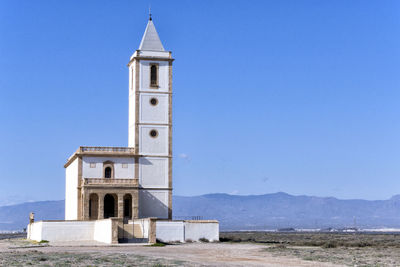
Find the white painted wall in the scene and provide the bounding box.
[139,93,168,124]
[28,220,115,244]
[27,221,43,241]
[139,157,168,188]
[82,157,135,179]
[156,221,184,242]
[139,61,169,92]
[155,221,219,243]
[65,158,78,220]
[137,50,170,58]
[28,219,219,244]
[184,221,219,242]
[128,62,136,147]
[28,221,95,242]
[128,44,172,220]
[139,125,169,156]
[93,219,113,244]
[139,190,169,219]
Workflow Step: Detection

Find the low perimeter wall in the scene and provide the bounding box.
[28,219,218,244]
[156,220,219,243]
[27,218,120,244]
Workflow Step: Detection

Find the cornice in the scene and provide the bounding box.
[127,56,175,67]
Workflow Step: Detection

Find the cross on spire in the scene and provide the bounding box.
[149,6,152,21]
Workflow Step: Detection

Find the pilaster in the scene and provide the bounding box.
[132,189,139,219]
[98,193,105,219]
[83,190,90,220]
[117,193,124,218]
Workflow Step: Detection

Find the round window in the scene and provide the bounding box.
[150,98,158,106]
[149,129,158,138]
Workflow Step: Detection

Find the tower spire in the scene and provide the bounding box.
[149,6,152,21]
[138,14,165,51]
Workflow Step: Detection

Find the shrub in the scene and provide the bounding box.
[322,241,338,248]
[199,238,209,243]
[148,242,166,247]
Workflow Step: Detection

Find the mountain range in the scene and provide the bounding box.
[2,192,400,231]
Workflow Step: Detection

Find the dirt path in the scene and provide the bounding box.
[0,239,343,266]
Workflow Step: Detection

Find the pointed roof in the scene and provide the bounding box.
[138,18,165,51]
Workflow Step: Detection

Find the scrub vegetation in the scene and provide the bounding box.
[0,250,186,267]
[2,233,400,266]
[221,231,400,266]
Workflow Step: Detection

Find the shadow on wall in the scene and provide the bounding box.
[139,158,153,165]
[140,190,170,219]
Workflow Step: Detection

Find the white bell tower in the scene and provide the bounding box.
[128,16,173,219]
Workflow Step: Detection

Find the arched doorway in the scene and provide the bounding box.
[123,194,132,219]
[104,194,116,218]
[89,193,98,220]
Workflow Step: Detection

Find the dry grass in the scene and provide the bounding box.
[220,231,400,247]
[221,231,400,266]
[0,250,188,266]
[265,245,400,266]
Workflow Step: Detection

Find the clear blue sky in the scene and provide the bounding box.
[1,0,399,205]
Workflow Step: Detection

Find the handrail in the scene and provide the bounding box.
[79,146,135,153]
[84,178,138,185]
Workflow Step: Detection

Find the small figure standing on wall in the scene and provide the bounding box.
[29,212,35,224]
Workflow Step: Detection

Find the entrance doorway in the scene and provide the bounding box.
[123,194,132,219]
[104,194,116,218]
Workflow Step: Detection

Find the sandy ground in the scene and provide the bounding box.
[0,239,343,267]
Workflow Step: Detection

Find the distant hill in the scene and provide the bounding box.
[174,193,400,230]
[0,200,64,231]
[2,193,400,231]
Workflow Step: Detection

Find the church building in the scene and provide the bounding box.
[64,16,172,221]
[28,16,218,244]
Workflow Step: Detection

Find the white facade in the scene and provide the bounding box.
[139,93,169,123]
[82,157,135,179]
[127,19,173,220]
[139,125,169,156]
[65,158,78,220]
[139,157,168,188]
[139,60,170,92]
[139,190,169,218]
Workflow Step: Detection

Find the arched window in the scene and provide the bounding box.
[150,64,158,87]
[103,161,114,179]
[104,167,112,178]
